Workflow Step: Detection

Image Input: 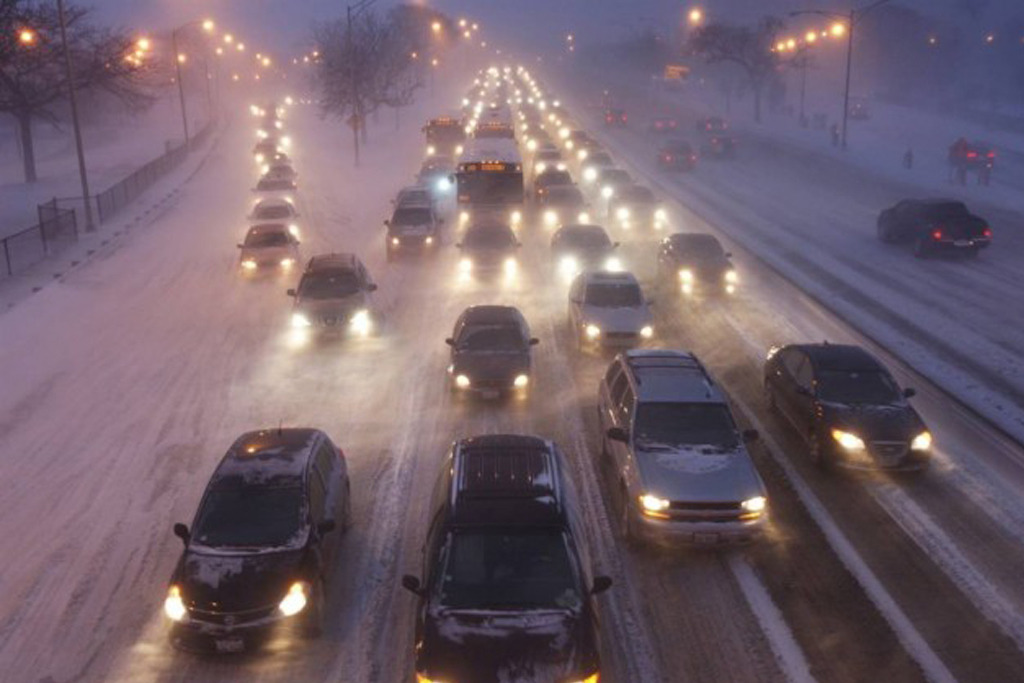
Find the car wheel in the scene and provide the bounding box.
[302,579,325,639]
[913,237,930,259]
[809,432,832,471]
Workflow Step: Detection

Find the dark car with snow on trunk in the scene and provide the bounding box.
[402,434,610,683]
[446,305,538,399]
[163,428,351,652]
[764,343,932,471]
[876,199,991,258]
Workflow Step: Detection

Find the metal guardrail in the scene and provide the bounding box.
[1,119,216,279]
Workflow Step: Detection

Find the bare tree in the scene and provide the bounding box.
[689,17,784,123]
[0,0,152,182]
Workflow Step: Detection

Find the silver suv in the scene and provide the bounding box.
[598,350,768,545]
[287,254,378,338]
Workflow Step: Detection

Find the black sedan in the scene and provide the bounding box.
[657,139,697,171]
[764,343,932,471]
[402,434,609,683]
[164,428,351,652]
[445,306,538,398]
[456,223,522,278]
[877,199,992,257]
[551,224,620,278]
[656,232,737,296]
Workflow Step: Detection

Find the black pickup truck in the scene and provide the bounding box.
[877,199,992,258]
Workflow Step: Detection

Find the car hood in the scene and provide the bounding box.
[179,548,306,612]
[240,245,293,261]
[635,444,764,502]
[581,304,652,333]
[295,295,369,317]
[819,401,924,442]
[390,222,435,236]
[464,245,516,261]
[419,608,596,683]
[453,351,530,380]
[672,256,731,276]
[555,246,613,264]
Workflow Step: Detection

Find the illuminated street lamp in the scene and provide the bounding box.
[830,21,847,38]
[688,8,703,25]
[431,20,442,34]
[202,19,215,32]
[18,27,37,45]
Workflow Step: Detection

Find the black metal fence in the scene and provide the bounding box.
[0,201,77,279]
[0,119,216,279]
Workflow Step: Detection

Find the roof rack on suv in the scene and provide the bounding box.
[306,253,357,271]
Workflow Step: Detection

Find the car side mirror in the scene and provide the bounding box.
[317,520,337,535]
[529,337,540,346]
[591,575,613,595]
[570,297,582,305]
[286,288,297,297]
[367,283,378,292]
[646,298,656,306]
[743,429,760,443]
[613,242,620,248]
[725,252,733,258]
[401,574,424,596]
[237,243,244,249]
[445,337,454,346]
[606,427,629,443]
[384,219,390,226]
[455,242,463,249]
[903,387,916,398]
[796,385,812,397]
[173,523,190,546]
[516,242,523,248]
[438,218,446,224]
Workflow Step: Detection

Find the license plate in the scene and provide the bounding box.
[215,637,244,653]
[481,389,500,400]
[954,240,971,247]
[694,532,719,544]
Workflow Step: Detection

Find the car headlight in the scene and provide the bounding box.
[526,139,538,151]
[566,674,599,683]
[514,374,529,388]
[280,135,292,148]
[911,431,932,451]
[436,177,451,192]
[678,269,693,282]
[511,210,522,224]
[725,269,739,284]
[601,186,613,199]
[535,162,547,174]
[425,236,434,245]
[454,144,464,155]
[577,211,590,223]
[291,312,312,329]
[255,153,265,163]
[577,149,588,161]
[350,309,372,336]
[241,259,257,270]
[584,323,601,339]
[559,126,570,139]
[278,581,309,617]
[831,429,865,451]
[640,325,654,339]
[426,144,436,155]
[391,237,400,246]
[560,256,579,276]
[544,210,558,226]
[280,258,295,268]
[459,257,473,273]
[616,207,630,220]
[604,256,622,272]
[741,496,767,513]
[163,585,188,622]
[455,374,471,389]
[288,224,300,238]
[504,257,518,273]
[639,494,670,514]
[583,167,598,182]
[654,208,667,221]
[459,210,470,224]
[416,675,451,683]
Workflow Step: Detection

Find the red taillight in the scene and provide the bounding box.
[655,122,663,129]
[987,151,996,159]
[663,154,673,162]
[622,114,627,122]
[337,447,346,460]
[983,227,992,238]
[690,155,697,161]
[669,120,677,128]
[932,229,943,240]
[966,151,977,159]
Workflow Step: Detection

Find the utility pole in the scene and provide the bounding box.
[172,28,190,147]
[347,0,376,167]
[57,0,94,231]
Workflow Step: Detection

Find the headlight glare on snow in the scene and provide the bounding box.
[278,581,309,617]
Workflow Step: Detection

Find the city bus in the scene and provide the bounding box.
[423,115,466,156]
[455,138,524,226]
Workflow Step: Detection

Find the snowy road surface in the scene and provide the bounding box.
[2,59,1024,683]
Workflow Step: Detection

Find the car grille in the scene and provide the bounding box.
[667,501,745,522]
[188,604,277,626]
[605,332,638,341]
[870,441,908,466]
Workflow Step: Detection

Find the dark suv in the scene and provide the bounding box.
[876,199,991,258]
[385,200,443,261]
[764,343,932,471]
[164,428,351,652]
[401,434,610,683]
[446,305,538,398]
[287,254,378,338]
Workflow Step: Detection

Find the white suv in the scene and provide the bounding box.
[568,271,653,349]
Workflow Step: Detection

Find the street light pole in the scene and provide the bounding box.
[172,28,190,147]
[56,0,95,231]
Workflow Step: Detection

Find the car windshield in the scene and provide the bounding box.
[457,324,524,351]
[547,187,584,205]
[620,187,654,203]
[464,228,514,248]
[537,151,561,161]
[537,171,573,187]
[255,205,291,220]
[245,231,289,247]
[634,403,739,450]
[601,170,630,184]
[439,530,581,610]
[393,208,431,225]
[673,235,725,258]
[924,203,969,220]
[585,282,642,307]
[192,486,304,548]
[817,370,903,405]
[299,270,362,299]
[588,153,613,165]
[560,229,610,249]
